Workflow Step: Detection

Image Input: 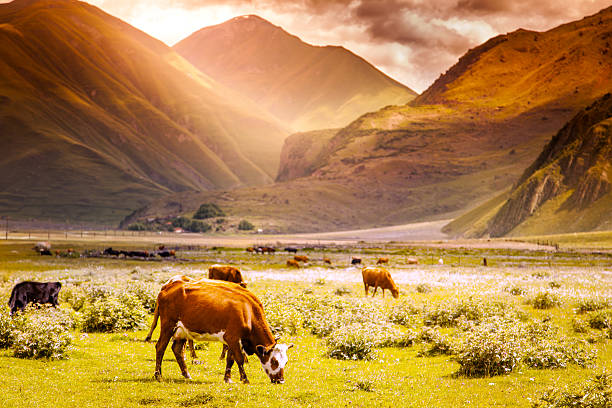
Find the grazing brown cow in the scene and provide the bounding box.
[323,257,332,265]
[153,278,293,384]
[376,257,389,265]
[362,267,399,298]
[406,257,419,265]
[286,259,300,268]
[293,255,309,263]
[246,247,255,253]
[208,265,247,288]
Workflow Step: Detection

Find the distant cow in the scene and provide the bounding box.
[294,255,309,263]
[152,278,292,384]
[406,257,419,265]
[323,257,332,265]
[362,267,399,299]
[286,259,300,268]
[246,247,255,253]
[8,281,62,315]
[351,257,362,265]
[285,247,298,253]
[377,257,389,265]
[208,265,246,288]
[103,247,120,257]
[157,250,175,258]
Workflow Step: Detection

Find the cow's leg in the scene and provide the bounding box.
[171,338,191,379]
[382,289,385,298]
[154,325,174,381]
[364,283,369,296]
[226,340,249,384]
[188,340,202,365]
[224,355,235,383]
[220,344,230,360]
[372,286,377,297]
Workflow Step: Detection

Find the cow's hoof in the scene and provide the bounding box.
[224,378,234,384]
[154,373,162,382]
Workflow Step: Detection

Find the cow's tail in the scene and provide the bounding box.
[144,301,159,342]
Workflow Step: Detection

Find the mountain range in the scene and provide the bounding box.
[130,5,612,233]
[3,0,612,235]
[174,15,416,131]
[0,0,289,223]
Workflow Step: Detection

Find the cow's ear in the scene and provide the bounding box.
[256,345,266,357]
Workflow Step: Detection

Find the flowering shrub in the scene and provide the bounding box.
[11,306,73,359]
[0,305,24,348]
[530,292,561,309]
[260,293,303,336]
[505,286,527,296]
[388,301,421,326]
[453,317,523,377]
[423,299,513,327]
[326,322,402,360]
[587,309,612,330]
[532,372,612,408]
[575,297,611,314]
[125,282,158,313]
[415,283,432,293]
[80,293,147,332]
[417,327,458,357]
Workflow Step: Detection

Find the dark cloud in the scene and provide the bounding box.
[82,0,612,91]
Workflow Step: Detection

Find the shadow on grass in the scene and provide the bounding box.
[94,376,214,385]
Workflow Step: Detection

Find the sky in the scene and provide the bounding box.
[7,0,612,92]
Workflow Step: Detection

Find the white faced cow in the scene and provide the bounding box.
[153,278,292,384]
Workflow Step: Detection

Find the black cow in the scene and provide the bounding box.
[8,281,62,315]
[351,257,362,265]
[285,247,298,253]
[103,247,120,256]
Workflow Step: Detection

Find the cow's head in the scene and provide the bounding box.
[391,287,400,298]
[256,343,293,384]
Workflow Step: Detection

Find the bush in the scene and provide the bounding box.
[125,282,158,313]
[0,305,24,348]
[334,287,352,296]
[576,297,611,314]
[11,307,73,359]
[548,281,562,289]
[587,309,612,330]
[187,220,211,233]
[417,327,458,357]
[127,223,147,231]
[193,203,225,219]
[388,302,421,326]
[530,292,561,309]
[505,286,527,296]
[327,323,376,360]
[453,317,523,377]
[532,372,612,408]
[415,283,432,293]
[80,293,147,332]
[238,220,255,231]
[423,299,512,327]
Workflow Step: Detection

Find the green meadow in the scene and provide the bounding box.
[0,239,610,407]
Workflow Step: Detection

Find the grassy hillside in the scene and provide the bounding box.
[174,15,416,131]
[0,0,288,224]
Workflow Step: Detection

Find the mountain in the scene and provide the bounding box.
[0,0,287,224]
[122,6,612,233]
[447,93,612,238]
[173,15,416,131]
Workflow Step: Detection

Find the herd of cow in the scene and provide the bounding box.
[9,246,407,384]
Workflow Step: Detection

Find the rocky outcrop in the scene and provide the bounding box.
[485,94,612,236]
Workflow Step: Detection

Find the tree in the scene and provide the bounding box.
[238,220,254,231]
